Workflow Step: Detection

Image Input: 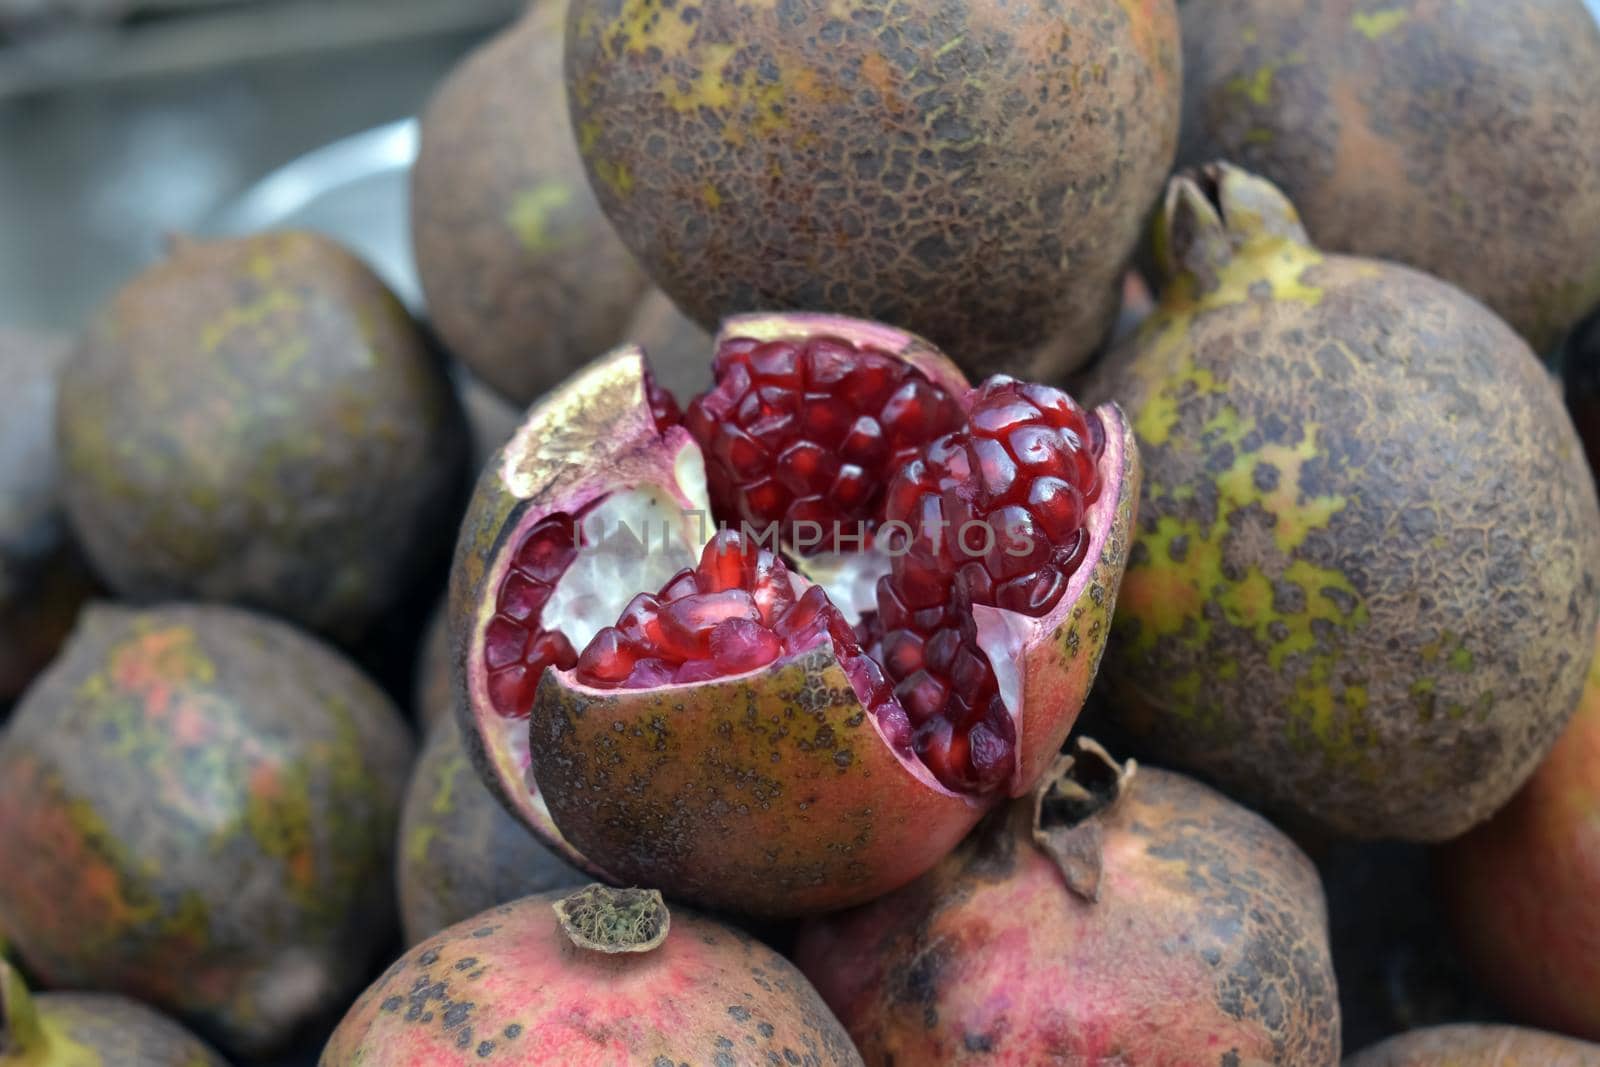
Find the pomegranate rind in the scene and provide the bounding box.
[530,642,987,917]
[1001,401,1141,796]
[449,346,703,880]
[321,892,861,1066]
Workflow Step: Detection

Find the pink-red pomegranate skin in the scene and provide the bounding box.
[321,890,862,1066]
[1438,626,1600,1041]
[794,760,1340,1066]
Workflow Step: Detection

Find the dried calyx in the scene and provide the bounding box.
[1030,738,1137,902]
[554,885,670,954]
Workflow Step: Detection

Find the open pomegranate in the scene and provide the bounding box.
[448,313,1139,916]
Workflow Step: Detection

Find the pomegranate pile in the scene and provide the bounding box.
[450,312,1138,915]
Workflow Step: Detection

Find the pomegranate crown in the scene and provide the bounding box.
[1154,162,1313,292]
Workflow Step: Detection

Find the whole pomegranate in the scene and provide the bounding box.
[398,715,584,945]
[794,739,1340,1065]
[57,231,468,646]
[1086,163,1600,841]
[1438,625,1600,1041]
[565,0,1182,380]
[1,959,227,1067]
[1346,1024,1600,1067]
[322,886,862,1065]
[0,329,96,708]
[413,1,649,405]
[1178,0,1600,353]
[0,603,415,1056]
[449,313,1139,915]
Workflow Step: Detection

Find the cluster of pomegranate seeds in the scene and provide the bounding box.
[484,512,581,717]
[645,373,682,430]
[575,530,900,721]
[685,335,964,553]
[876,377,1105,793]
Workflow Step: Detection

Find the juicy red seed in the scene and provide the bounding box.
[897,670,950,724]
[484,616,529,670]
[749,341,802,385]
[685,334,963,553]
[709,618,782,672]
[996,566,1068,615]
[802,339,855,386]
[777,441,831,493]
[487,667,537,719]
[513,514,577,583]
[647,376,682,430]
[576,628,638,685]
[840,417,888,466]
[661,569,700,601]
[666,590,761,640]
[498,572,551,622]
[829,466,873,512]
[626,658,676,689]
[969,397,1042,435]
[673,659,725,684]
[970,435,1018,500]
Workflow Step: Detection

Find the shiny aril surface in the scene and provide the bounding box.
[876,377,1104,792]
[686,335,964,552]
[485,512,580,717]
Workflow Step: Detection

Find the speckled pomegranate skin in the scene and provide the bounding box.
[566,0,1182,380]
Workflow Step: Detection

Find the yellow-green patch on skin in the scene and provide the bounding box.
[21,1018,102,1066]
[1228,64,1277,106]
[404,744,469,866]
[1121,391,1370,760]
[507,181,578,254]
[199,290,299,357]
[1352,8,1409,40]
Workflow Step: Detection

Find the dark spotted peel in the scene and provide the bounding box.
[1178,0,1600,353]
[0,603,415,1057]
[565,0,1182,380]
[794,742,1341,1066]
[1087,164,1600,841]
[322,890,862,1065]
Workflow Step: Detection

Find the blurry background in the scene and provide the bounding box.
[0,0,524,331]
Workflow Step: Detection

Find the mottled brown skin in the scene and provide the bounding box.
[0,603,415,1057]
[414,1,650,406]
[794,762,1341,1066]
[567,0,1183,380]
[1,960,228,1067]
[531,644,986,918]
[398,716,584,946]
[1345,1024,1600,1067]
[57,232,468,646]
[625,287,712,401]
[1438,625,1600,1041]
[1178,0,1600,354]
[322,892,862,1065]
[0,329,96,707]
[1087,166,1600,841]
